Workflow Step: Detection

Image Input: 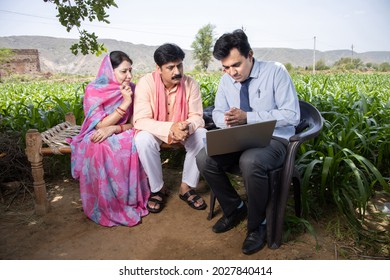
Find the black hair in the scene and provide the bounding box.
[154,43,185,67]
[213,29,252,60]
[110,51,133,69]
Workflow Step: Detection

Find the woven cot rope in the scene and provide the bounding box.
[40,121,81,154]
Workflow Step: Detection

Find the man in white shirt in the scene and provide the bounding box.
[196,30,300,254]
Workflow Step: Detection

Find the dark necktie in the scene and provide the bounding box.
[240,78,252,112]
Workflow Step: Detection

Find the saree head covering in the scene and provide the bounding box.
[152,70,188,122]
[81,54,133,131]
[69,54,150,227]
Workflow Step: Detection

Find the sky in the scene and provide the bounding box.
[0,0,389,53]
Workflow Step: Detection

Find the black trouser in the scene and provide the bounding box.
[196,139,287,232]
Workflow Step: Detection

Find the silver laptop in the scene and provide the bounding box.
[205,120,277,156]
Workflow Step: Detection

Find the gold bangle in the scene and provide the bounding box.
[120,124,124,133]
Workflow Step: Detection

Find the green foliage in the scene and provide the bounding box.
[378,62,390,72]
[70,30,107,56]
[0,48,14,64]
[284,215,318,248]
[0,48,15,78]
[191,71,221,107]
[191,24,216,71]
[0,81,86,139]
[284,63,293,72]
[294,73,390,243]
[315,59,329,71]
[44,0,117,55]
[333,57,364,70]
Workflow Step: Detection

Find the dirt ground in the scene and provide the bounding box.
[6,138,390,262]
[0,167,348,261]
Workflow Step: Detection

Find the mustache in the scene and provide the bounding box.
[172,75,182,80]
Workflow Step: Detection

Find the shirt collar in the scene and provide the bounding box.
[249,58,260,79]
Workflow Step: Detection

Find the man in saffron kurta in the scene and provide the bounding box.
[133,43,207,213]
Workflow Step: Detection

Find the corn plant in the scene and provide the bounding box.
[294,73,390,242]
[0,81,86,138]
[192,72,221,108]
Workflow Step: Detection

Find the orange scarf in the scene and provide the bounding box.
[152,71,188,122]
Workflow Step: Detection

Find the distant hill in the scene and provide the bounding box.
[1,36,389,75]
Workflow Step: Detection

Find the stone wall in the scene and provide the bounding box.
[0,49,40,76]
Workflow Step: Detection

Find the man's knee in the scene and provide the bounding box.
[195,147,208,171]
[135,131,159,151]
[239,150,267,176]
[189,128,207,148]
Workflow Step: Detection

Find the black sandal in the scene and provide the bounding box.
[179,189,207,210]
[147,191,167,213]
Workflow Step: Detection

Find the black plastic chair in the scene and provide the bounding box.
[207,100,323,249]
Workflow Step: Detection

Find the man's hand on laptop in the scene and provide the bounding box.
[224,107,247,127]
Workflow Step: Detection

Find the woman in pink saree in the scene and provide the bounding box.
[70,51,150,227]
